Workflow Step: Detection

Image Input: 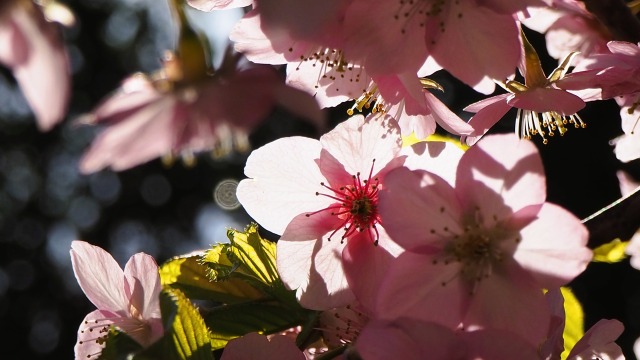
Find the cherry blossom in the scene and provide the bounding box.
[236,113,465,310]
[79,51,323,173]
[70,241,163,360]
[230,8,472,139]
[375,133,591,346]
[522,0,610,64]
[558,41,640,100]
[463,33,585,145]
[0,0,70,131]
[221,332,305,360]
[355,317,540,360]
[611,94,640,162]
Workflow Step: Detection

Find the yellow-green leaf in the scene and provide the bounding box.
[592,239,629,263]
[402,133,468,150]
[160,254,264,303]
[561,287,584,360]
[162,288,213,360]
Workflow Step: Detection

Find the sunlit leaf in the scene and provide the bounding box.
[592,239,629,263]
[402,133,468,150]
[561,287,584,360]
[160,254,264,303]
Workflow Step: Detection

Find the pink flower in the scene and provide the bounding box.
[237,113,465,310]
[522,0,610,64]
[79,52,324,173]
[463,35,585,145]
[221,333,305,360]
[186,0,251,11]
[567,319,625,360]
[558,41,640,100]
[70,241,163,360]
[611,95,640,162]
[375,133,591,346]
[0,0,70,131]
[355,317,540,360]
[231,9,472,138]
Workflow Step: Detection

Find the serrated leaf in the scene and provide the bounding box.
[203,300,312,350]
[202,224,280,291]
[139,289,212,360]
[160,254,264,303]
[592,239,629,263]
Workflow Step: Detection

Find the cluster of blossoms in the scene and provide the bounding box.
[6,0,640,358]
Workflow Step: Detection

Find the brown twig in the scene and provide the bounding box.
[581,0,640,43]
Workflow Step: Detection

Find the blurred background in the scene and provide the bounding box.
[0,0,639,358]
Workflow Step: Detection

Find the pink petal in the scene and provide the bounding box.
[342,231,401,313]
[221,333,305,360]
[463,260,550,346]
[376,252,466,329]
[461,94,512,146]
[461,328,540,359]
[607,40,640,57]
[613,132,640,163]
[2,4,69,131]
[513,203,591,288]
[278,212,355,310]
[507,87,585,114]
[429,3,519,94]
[394,106,437,139]
[456,133,546,223]
[230,10,292,65]
[237,136,331,235]
[79,97,177,173]
[463,93,510,113]
[355,318,461,360]
[70,241,127,312]
[400,140,464,186]
[319,114,402,177]
[187,0,251,11]
[568,319,625,360]
[75,310,117,360]
[379,168,463,250]
[123,253,162,321]
[423,91,474,135]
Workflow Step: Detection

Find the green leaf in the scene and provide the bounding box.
[561,287,584,360]
[160,254,265,303]
[139,288,213,360]
[203,300,313,350]
[202,224,289,300]
[592,239,629,263]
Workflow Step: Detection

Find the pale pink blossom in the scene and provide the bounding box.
[236,113,465,310]
[70,241,163,360]
[355,318,540,360]
[186,0,251,11]
[522,0,610,64]
[221,332,305,360]
[0,0,70,131]
[618,171,640,270]
[80,52,323,173]
[463,39,585,145]
[611,95,640,162]
[558,41,640,100]
[231,9,472,139]
[375,133,591,346]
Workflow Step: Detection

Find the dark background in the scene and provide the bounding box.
[0,1,639,358]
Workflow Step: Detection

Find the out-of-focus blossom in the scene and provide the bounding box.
[566,319,625,360]
[375,134,591,346]
[355,317,540,360]
[79,51,324,173]
[558,41,640,100]
[463,33,585,145]
[70,241,163,360]
[221,332,305,360]
[523,0,610,64]
[0,0,71,131]
[619,171,640,270]
[231,8,472,139]
[187,0,251,11]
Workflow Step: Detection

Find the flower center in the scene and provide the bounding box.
[515,109,586,144]
[306,160,381,244]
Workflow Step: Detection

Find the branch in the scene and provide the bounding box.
[582,0,640,43]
